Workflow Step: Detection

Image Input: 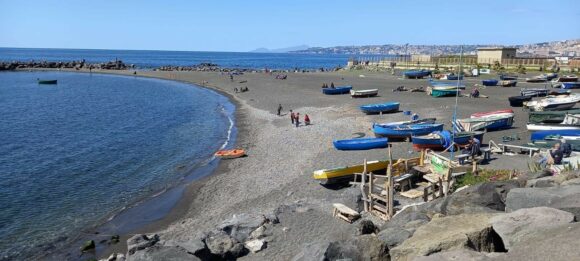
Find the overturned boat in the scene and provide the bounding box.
[350,89,378,98]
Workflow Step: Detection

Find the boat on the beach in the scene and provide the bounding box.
[322,86,352,95]
[562,82,580,89]
[376,118,437,127]
[529,109,580,124]
[214,149,246,159]
[350,89,378,98]
[525,139,580,152]
[373,123,444,138]
[482,79,498,86]
[471,109,514,119]
[508,95,532,107]
[520,88,549,97]
[499,74,518,80]
[312,160,390,185]
[525,94,580,111]
[333,137,388,150]
[454,114,514,132]
[38,79,57,84]
[360,102,400,114]
[526,75,547,83]
[431,87,460,97]
[412,130,485,150]
[530,129,580,141]
[500,80,517,87]
[428,79,466,89]
[445,74,463,81]
[404,69,432,79]
[553,75,579,83]
[546,73,558,81]
[527,114,580,131]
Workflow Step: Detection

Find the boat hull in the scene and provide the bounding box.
[431,89,459,97]
[412,131,484,150]
[322,86,352,95]
[526,124,580,131]
[38,80,57,84]
[455,116,514,132]
[562,82,580,89]
[360,102,400,114]
[373,123,444,138]
[530,130,580,141]
[500,80,517,87]
[333,138,388,151]
[509,96,532,107]
[482,79,498,86]
[520,89,548,97]
[313,160,390,185]
[350,89,378,98]
[471,109,514,118]
[404,70,432,79]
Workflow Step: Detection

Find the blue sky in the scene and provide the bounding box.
[1,0,578,51]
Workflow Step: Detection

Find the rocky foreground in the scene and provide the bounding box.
[95,170,580,261]
[0,59,131,71]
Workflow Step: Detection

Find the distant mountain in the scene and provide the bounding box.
[249,45,310,53]
[291,39,580,57]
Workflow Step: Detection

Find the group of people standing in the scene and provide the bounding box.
[321,82,335,88]
[278,104,310,127]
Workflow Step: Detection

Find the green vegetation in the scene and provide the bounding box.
[454,169,515,188]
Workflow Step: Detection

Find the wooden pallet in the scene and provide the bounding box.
[332,203,360,223]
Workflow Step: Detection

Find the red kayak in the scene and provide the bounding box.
[470,109,514,119]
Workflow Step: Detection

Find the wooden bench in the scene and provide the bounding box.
[499,143,540,157]
[456,154,471,165]
[332,203,360,223]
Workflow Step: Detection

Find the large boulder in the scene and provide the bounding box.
[412,249,498,261]
[204,230,247,259]
[357,219,379,235]
[490,207,575,250]
[126,245,199,261]
[505,185,580,218]
[127,234,159,255]
[442,181,520,215]
[561,178,580,186]
[291,242,330,261]
[377,225,412,248]
[390,213,504,261]
[218,213,268,242]
[525,176,557,188]
[291,235,388,261]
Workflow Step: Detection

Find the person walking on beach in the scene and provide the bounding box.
[304,114,311,125]
[330,82,335,88]
[290,110,295,124]
[277,104,283,116]
[295,113,300,127]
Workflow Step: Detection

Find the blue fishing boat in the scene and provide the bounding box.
[446,74,463,80]
[333,137,389,150]
[546,73,558,81]
[412,130,485,150]
[376,118,437,127]
[482,79,498,86]
[322,86,352,95]
[562,82,580,89]
[360,102,400,114]
[428,79,466,89]
[431,88,460,97]
[454,115,514,132]
[404,69,432,79]
[373,123,444,138]
[531,130,580,141]
[499,74,518,80]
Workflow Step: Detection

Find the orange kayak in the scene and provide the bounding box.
[215,149,246,159]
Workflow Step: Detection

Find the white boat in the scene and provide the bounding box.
[454,114,514,132]
[526,94,580,111]
[350,89,378,98]
[526,114,580,131]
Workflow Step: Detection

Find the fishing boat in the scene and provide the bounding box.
[529,109,580,124]
[404,69,432,79]
[431,87,460,97]
[312,160,390,185]
[525,75,547,83]
[454,114,514,132]
[545,73,558,81]
[500,80,517,87]
[482,79,498,86]
[333,137,388,150]
[428,79,466,89]
[499,74,518,80]
[562,82,580,89]
[38,79,57,84]
[322,86,352,95]
[373,123,444,138]
[530,130,580,141]
[520,88,548,97]
[412,130,484,150]
[376,118,436,127]
[525,139,580,152]
[508,96,532,107]
[445,74,463,81]
[214,149,246,159]
[526,114,580,131]
[553,75,579,83]
[471,109,514,119]
[525,94,580,111]
[549,89,571,96]
[360,102,400,114]
[350,89,378,98]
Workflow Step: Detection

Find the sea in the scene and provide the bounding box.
[0,48,356,260]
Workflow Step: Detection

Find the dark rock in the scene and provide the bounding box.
[80,240,95,252]
[402,219,428,233]
[506,185,580,219]
[377,226,412,248]
[357,219,378,235]
[291,242,330,261]
[165,237,211,260]
[204,230,247,259]
[127,234,159,255]
[525,176,557,188]
[292,235,388,261]
[442,181,521,215]
[218,213,267,242]
[126,245,199,261]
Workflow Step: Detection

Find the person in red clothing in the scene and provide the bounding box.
[290,110,295,124]
[295,113,300,127]
[304,114,311,125]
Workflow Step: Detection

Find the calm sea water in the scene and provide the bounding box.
[0,48,353,69]
[0,71,234,259]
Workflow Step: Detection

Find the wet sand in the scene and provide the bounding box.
[50,68,573,260]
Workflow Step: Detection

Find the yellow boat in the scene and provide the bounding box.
[313,160,390,185]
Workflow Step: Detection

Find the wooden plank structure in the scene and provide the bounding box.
[332,203,360,223]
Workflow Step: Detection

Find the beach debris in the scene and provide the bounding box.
[332,203,360,223]
[218,213,270,242]
[249,225,268,239]
[126,234,159,255]
[244,239,267,253]
[80,240,95,252]
[356,219,378,235]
